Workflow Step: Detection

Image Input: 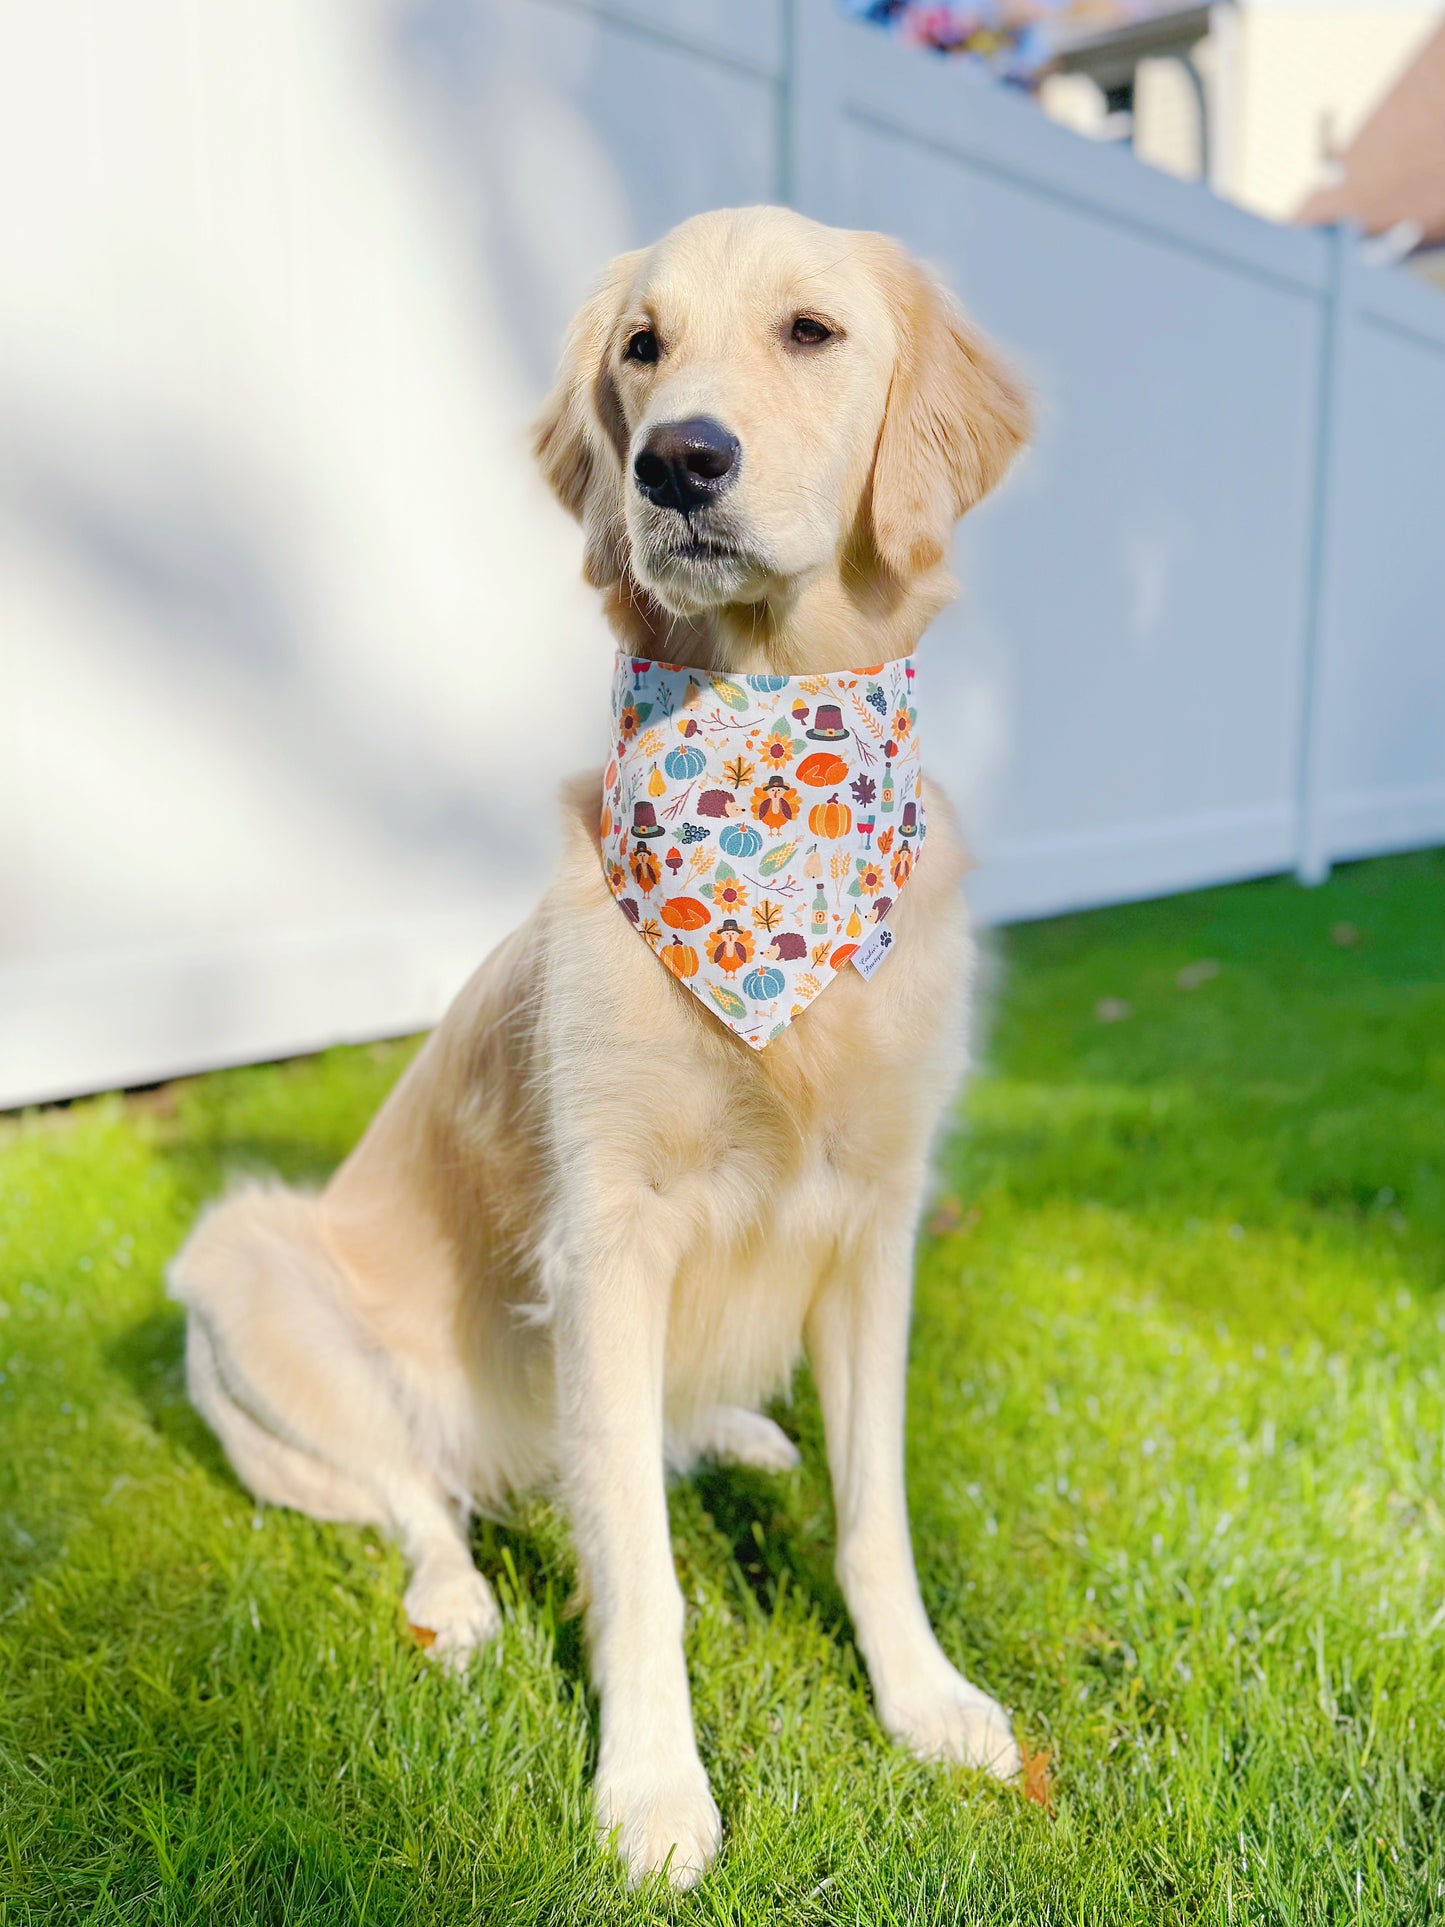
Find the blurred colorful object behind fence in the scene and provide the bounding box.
[839,0,1195,83]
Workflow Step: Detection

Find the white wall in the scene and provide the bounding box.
[2,0,1442,1107]
[0,0,786,1103]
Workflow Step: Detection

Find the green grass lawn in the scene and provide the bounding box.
[2,852,1443,1925]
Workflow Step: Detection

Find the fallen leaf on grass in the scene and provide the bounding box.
[926,1196,981,1238]
[1020,1743,1054,1814]
[406,1622,438,1650]
[1176,958,1219,990]
[124,1083,181,1120]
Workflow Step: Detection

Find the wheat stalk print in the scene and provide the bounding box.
[848,688,885,743]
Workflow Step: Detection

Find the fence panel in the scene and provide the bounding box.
[1307,250,1445,869]
[0,0,783,1107]
[792,10,1333,922]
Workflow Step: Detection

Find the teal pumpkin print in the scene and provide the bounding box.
[743,963,786,1001]
[719,821,763,859]
[665,741,707,780]
[747,674,787,693]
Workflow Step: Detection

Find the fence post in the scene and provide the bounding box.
[775,0,796,205]
[1295,223,1352,887]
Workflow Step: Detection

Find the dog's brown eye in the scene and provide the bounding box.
[790,316,832,346]
[624,329,660,365]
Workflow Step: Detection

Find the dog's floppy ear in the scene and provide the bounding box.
[869,242,1031,580]
[532,250,644,590]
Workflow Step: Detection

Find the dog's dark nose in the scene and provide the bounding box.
[633,417,740,513]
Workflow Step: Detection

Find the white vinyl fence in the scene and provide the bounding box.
[1,0,1442,1108]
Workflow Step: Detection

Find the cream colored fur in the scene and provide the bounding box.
[169,206,1031,1890]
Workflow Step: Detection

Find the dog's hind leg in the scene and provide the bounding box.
[185,1313,378,1523]
[170,1185,499,1670]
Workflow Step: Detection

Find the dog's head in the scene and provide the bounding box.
[534,207,1029,649]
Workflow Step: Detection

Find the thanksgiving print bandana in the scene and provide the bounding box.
[600,653,925,1049]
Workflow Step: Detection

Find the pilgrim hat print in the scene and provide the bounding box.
[901,801,919,837]
[631,801,666,839]
[805,703,850,742]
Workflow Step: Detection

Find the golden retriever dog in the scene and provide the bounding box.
[169,205,1031,1888]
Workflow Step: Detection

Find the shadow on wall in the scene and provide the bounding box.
[387,0,783,385]
[3,424,524,890]
[3,0,703,967]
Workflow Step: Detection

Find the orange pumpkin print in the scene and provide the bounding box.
[807,793,853,839]
[661,896,710,931]
[796,750,850,788]
[660,939,699,979]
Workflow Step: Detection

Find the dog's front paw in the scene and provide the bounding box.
[595,1762,722,1889]
[403,1559,500,1674]
[880,1665,1021,1780]
[700,1405,802,1474]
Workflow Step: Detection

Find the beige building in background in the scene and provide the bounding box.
[1041,1,1443,227]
